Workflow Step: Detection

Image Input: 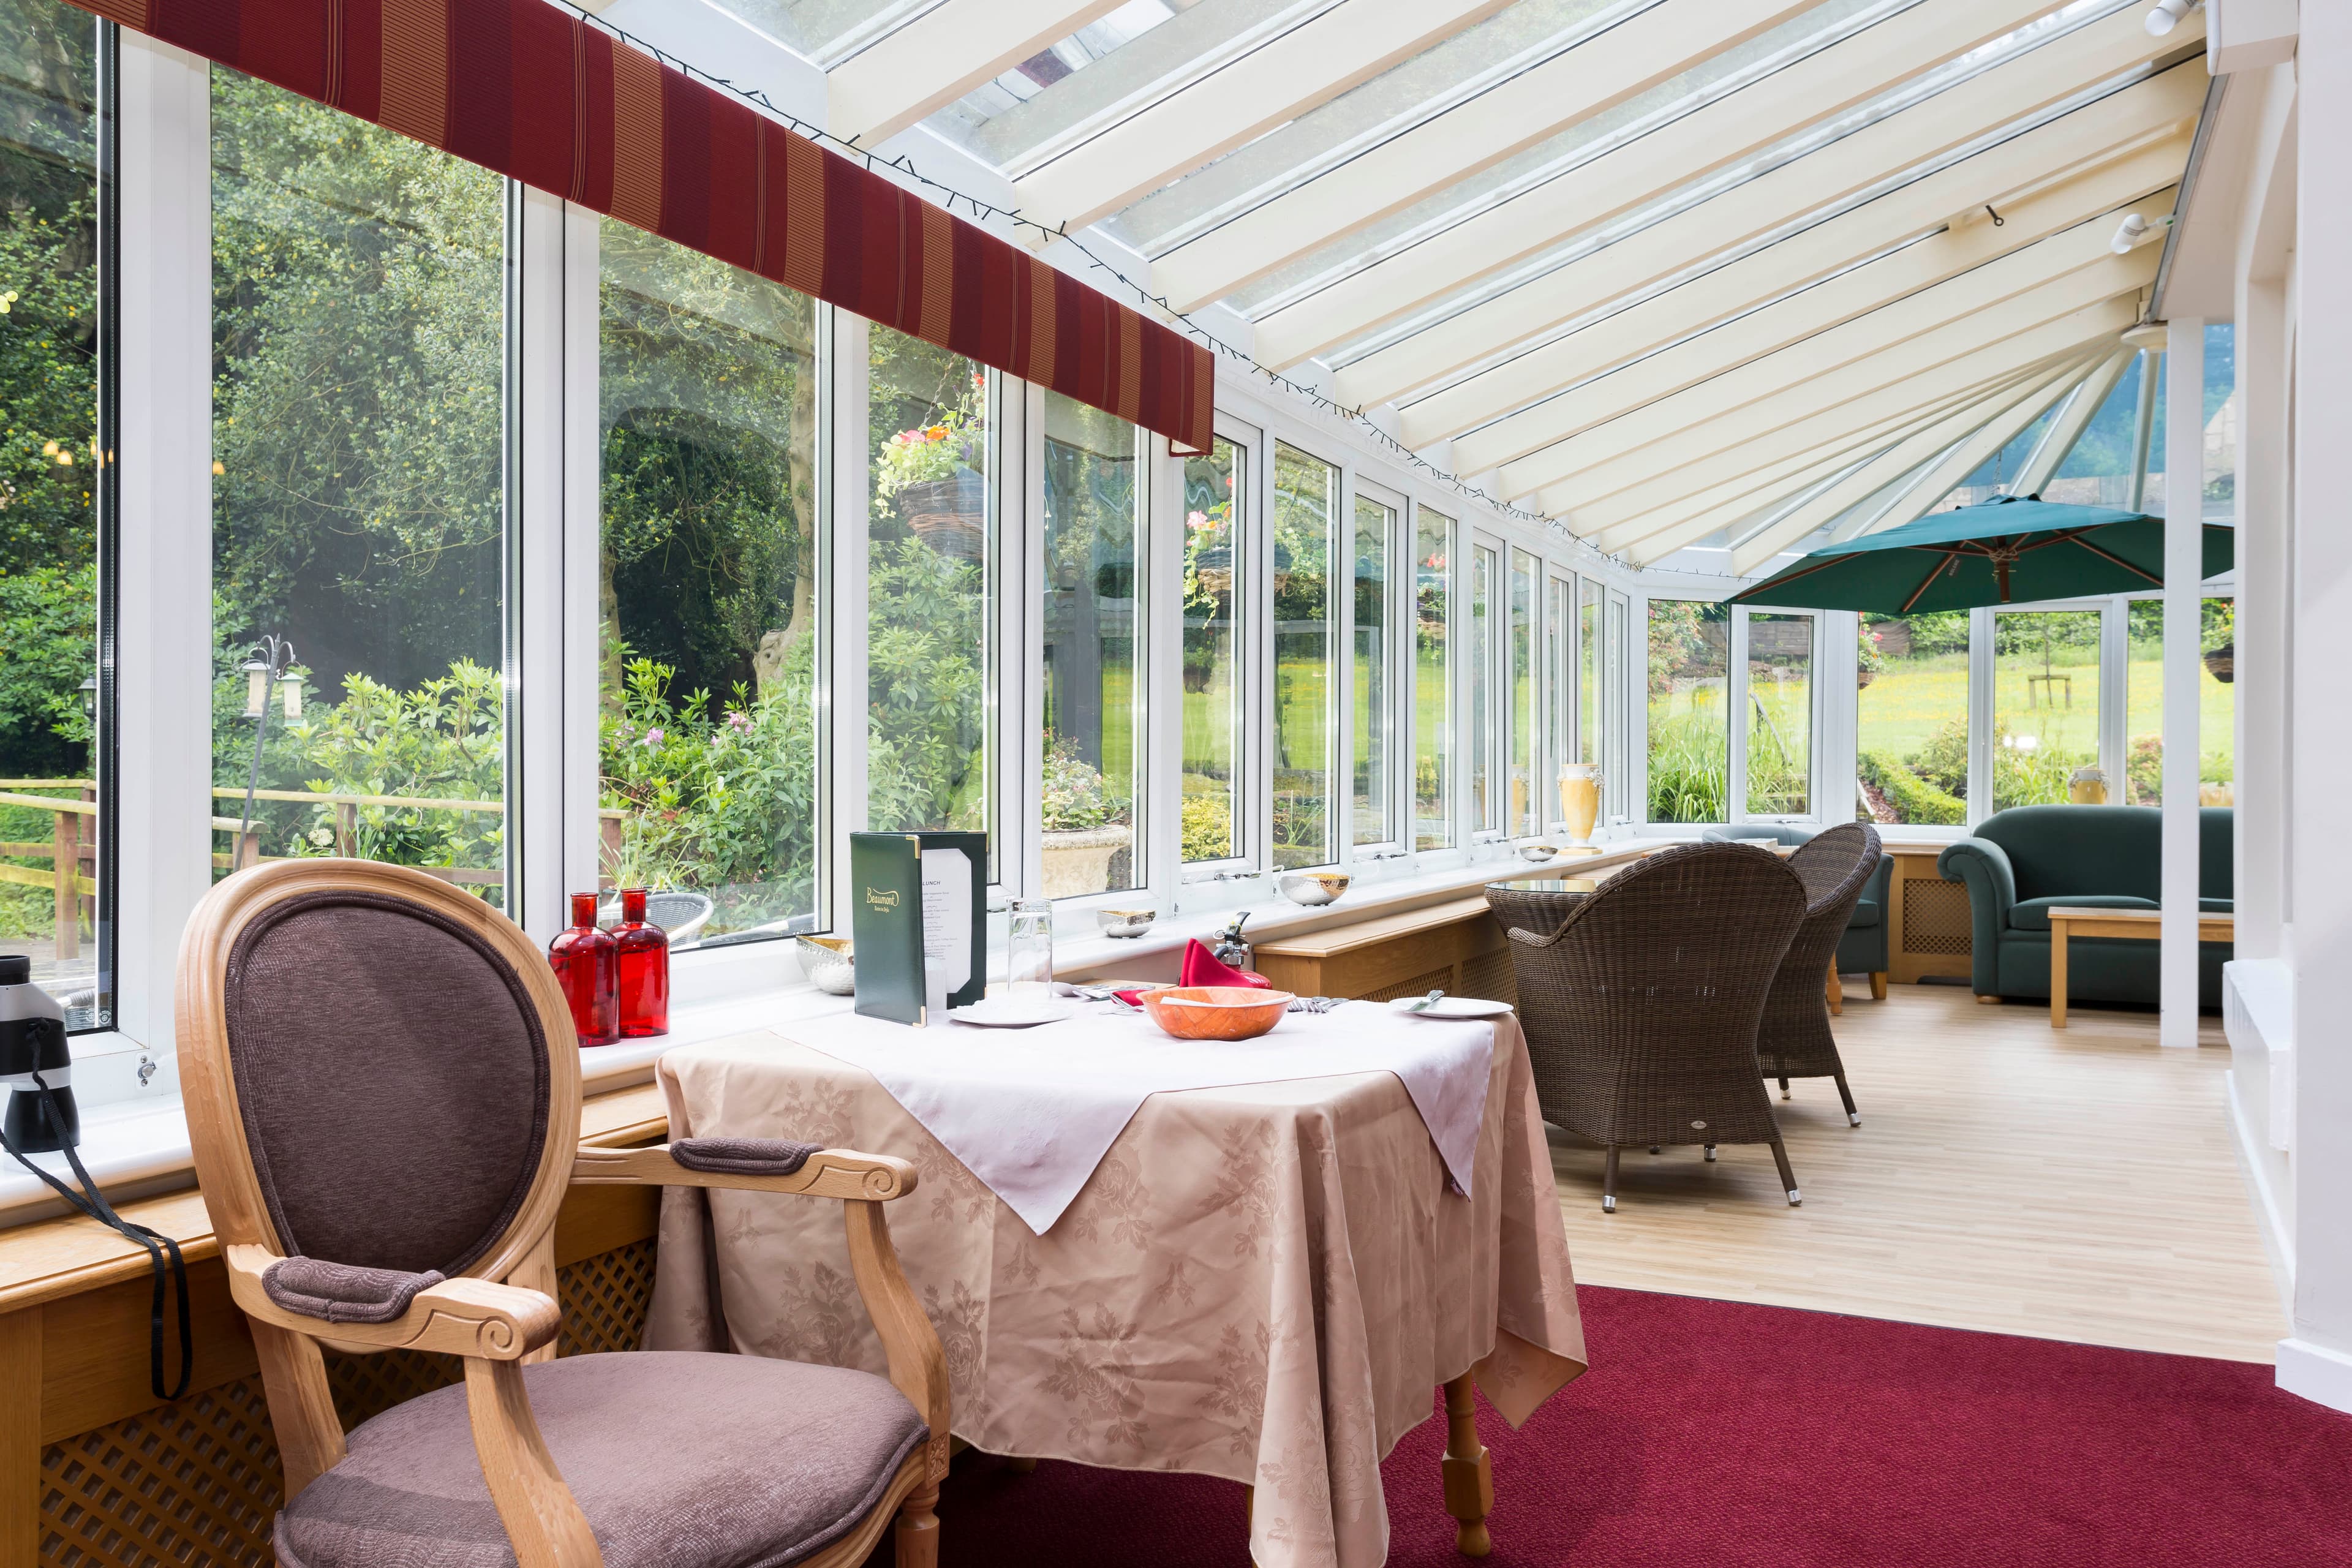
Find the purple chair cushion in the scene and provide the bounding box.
[222,889,550,1278]
[263,1256,445,1325]
[669,1137,822,1177]
[275,1352,927,1568]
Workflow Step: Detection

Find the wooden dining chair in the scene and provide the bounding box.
[1760,823,1882,1126]
[175,859,949,1568]
[1507,842,1811,1210]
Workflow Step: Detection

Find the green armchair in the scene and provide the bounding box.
[1702,826,1890,992]
[1936,805,2233,1007]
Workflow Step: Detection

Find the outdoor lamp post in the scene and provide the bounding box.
[77,675,94,720]
[236,635,299,869]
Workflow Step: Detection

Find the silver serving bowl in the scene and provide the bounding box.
[1517,843,1559,862]
[1096,908,1158,940]
[1277,872,1351,907]
[796,935,855,995]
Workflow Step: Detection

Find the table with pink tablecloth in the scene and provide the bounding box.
[643,1014,1586,1568]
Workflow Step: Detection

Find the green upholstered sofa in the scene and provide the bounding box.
[1934,805,2233,1007]
[1701,826,1890,982]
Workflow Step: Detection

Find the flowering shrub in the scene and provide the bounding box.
[1040,738,1128,832]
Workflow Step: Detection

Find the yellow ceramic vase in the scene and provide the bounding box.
[1558,763,1604,848]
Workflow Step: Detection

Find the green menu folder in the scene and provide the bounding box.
[850,831,987,1025]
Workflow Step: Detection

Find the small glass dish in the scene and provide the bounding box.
[795,935,854,995]
[1096,908,1157,939]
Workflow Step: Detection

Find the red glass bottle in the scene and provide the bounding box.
[549,892,619,1046]
[612,887,670,1038]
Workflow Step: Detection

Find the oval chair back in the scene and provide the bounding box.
[1761,823,1883,1126]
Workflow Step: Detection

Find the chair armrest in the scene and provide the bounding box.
[1936,838,2016,995]
[571,1142,918,1201]
[223,1243,559,1361]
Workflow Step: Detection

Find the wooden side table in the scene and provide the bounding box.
[2046,906,2236,1028]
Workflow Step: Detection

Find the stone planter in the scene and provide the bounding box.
[1039,824,1132,899]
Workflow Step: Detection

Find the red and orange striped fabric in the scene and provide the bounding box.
[75,0,1215,451]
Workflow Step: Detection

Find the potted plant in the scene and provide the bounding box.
[876,403,986,561]
[2199,601,2234,684]
[1857,623,1887,688]
[1039,739,1132,898]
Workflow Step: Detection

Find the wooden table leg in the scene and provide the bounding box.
[1825,960,1843,1016]
[2050,919,2068,1030]
[1441,1373,1494,1558]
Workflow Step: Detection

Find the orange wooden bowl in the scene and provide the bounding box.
[1136,985,1295,1042]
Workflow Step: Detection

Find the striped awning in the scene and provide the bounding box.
[73,0,1216,451]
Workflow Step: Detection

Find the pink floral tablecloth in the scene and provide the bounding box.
[644,1017,1586,1568]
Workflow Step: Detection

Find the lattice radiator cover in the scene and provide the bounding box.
[37,1240,658,1567]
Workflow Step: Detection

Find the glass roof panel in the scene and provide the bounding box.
[1105,0,1640,254]
[927,0,1270,167]
[696,0,935,59]
[1224,0,1894,313]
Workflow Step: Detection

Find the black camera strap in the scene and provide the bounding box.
[1,1081,192,1401]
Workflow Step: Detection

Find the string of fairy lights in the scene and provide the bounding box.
[554,2,1621,558]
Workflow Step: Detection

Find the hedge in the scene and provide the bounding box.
[1860,750,1966,826]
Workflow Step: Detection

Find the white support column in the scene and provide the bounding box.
[2160,319,2203,1046]
[510,187,569,946]
[1966,607,1994,826]
[826,311,869,936]
[559,205,603,920]
[112,36,214,1061]
[2235,276,2288,960]
[2282,0,2352,1416]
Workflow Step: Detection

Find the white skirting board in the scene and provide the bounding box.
[2277,1337,2352,1417]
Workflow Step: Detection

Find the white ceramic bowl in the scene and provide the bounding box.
[1277,872,1350,907]
[1096,908,1158,939]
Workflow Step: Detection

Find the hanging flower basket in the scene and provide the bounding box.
[2203,643,2234,684]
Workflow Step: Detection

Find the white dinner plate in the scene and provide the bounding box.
[947,997,1076,1028]
[1387,996,1514,1020]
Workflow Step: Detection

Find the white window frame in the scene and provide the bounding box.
[1343,474,1411,869]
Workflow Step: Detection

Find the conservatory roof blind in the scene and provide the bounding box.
[66,0,1216,451]
[766,0,2208,565]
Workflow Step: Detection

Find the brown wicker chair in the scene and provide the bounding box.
[1506,842,1810,1212]
[1759,823,1882,1128]
[1483,880,1590,939]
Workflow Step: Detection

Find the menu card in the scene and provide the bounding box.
[849,831,987,1025]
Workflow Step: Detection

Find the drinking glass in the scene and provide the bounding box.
[1007,899,1054,997]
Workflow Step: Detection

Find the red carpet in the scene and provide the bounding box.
[874,1286,2352,1566]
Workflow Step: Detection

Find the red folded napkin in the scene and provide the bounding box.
[1181,938,1268,990]
[1112,940,1272,1008]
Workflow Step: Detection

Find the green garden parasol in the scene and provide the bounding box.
[1730,495,2234,613]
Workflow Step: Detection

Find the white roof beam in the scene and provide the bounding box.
[1395,80,2198,450]
[1584,361,2067,556]
[827,0,1129,148]
[1447,160,2182,475]
[1015,0,1517,235]
[1854,361,2118,541]
[2009,347,2138,495]
[1506,244,2158,507]
[1560,300,2136,538]
[1727,358,2096,572]
[1270,0,2099,375]
[1310,8,2199,401]
[1149,0,1820,314]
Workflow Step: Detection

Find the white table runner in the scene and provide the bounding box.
[741,1000,1496,1233]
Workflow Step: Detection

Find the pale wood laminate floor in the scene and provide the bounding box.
[1551,982,2286,1362]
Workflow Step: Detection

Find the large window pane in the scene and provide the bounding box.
[1040,391,1141,897]
[1468,543,1496,834]
[1647,600,1728,823]
[869,330,992,850]
[1509,548,1537,837]
[2125,597,2236,807]
[1578,579,1602,768]
[0,0,101,1022]
[1351,494,1393,848]
[211,69,506,902]
[1744,612,1812,816]
[1181,437,1242,864]
[1856,611,1969,824]
[1992,610,2100,810]
[598,220,820,944]
[1414,508,1452,850]
[1271,444,1334,869]
[1546,575,1572,828]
